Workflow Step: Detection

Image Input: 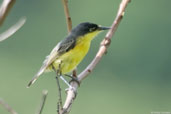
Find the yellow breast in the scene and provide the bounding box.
[50,31,100,74]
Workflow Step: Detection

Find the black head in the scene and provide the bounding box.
[71,22,110,36]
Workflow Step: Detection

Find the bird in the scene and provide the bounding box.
[27,22,110,88]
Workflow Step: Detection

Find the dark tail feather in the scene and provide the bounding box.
[27,75,38,88]
[27,67,45,88]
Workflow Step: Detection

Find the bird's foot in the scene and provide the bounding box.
[64,74,80,86]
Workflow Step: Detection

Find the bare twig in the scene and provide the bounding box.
[52,64,63,113]
[0,0,16,26]
[0,17,26,42]
[78,0,131,81]
[0,98,18,114]
[0,0,26,42]
[56,76,63,108]
[61,0,131,113]
[61,0,72,33]
[36,90,48,114]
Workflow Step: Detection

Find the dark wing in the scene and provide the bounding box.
[57,37,76,54]
[27,37,76,87]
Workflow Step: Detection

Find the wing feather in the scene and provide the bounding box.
[27,36,76,87]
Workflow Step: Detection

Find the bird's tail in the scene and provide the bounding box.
[27,67,46,88]
[27,75,39,88]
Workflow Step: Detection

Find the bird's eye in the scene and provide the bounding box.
[89,27,96,32]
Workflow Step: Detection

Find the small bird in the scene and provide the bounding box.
[27,22,110,88]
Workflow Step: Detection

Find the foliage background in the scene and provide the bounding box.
[0,0,171,114]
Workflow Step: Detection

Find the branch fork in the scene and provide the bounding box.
[59,0,131,114]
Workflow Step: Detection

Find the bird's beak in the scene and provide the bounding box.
[98,26,111,31]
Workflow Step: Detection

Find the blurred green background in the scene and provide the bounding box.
[0,0,171,114]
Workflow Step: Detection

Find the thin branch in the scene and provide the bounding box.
[0,17,26,42]
[0,0,16,26]
[61,0,72,33]
[0,0,26,42]
[78,0,131,81]
[36,90,48,114]
[56,76,63,108]
[52,64,63,113]
[61,0,131,113]
[0,98,18,114]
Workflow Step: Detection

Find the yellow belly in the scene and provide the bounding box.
[50,38,90,74]
[46,30,100,74]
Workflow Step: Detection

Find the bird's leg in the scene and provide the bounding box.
[56,61,72,88]
[59,75,72,88]
[52,65,63,109]
[59,74,77,95]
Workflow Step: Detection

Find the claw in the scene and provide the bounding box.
[64,74,80,86]
[69,78,80,87]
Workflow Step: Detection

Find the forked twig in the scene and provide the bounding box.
[60,0,131,114]
[78,0,131,81]
[36,90,48,114]
[0,98,18,114]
